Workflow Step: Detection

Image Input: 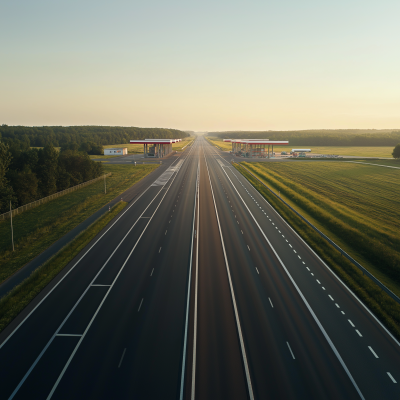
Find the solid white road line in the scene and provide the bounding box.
[43,147,196,400]
[232,158,400,352]
[0,150,187,352]
[286,342,295,359]
[179,159,200,400]
[9,169,183,400]
[190,159,200,400]
[218,163,365,400]
[204,151,255,400]
[118,348,127,368]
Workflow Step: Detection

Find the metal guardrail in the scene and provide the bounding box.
[237,163,400,305]
[0,173,112,221]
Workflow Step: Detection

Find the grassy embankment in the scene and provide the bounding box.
[0,201,127,334]
[206,137,395,158]
[0,164,158,285]
[235,161,400,338]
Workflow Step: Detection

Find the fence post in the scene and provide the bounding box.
[10,201,14,252]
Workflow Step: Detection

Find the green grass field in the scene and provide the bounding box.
[241,161,400,295]
[0,164,158,284]
[0,201,127,334]
[236,163,400,339]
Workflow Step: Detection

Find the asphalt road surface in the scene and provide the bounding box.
[0,137,399,399]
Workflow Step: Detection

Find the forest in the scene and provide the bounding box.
[0,125,189,214]
[0,142,103,214]
[0,125,189,149]
[210,129,400,146]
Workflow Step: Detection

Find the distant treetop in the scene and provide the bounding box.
[208,129,400,147]
[0,125,189,148]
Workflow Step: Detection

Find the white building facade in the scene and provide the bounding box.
[104,148,128,156]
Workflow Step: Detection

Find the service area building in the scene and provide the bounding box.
[130,139,182,158]
[104,147,128,155]
[223,139,289,158]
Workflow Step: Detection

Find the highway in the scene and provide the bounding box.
[0,137,399,399]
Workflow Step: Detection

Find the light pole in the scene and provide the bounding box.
[10,201,14,251]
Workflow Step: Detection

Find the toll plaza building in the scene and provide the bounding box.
[223,139,289,158]
[130,139,182,158]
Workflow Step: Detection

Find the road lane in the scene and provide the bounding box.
[1,142,198,399]
[203,140,360,399]
[1,136,399,400]
[185,146,249,400]
[46,142,200,399]
[211,141,400,399]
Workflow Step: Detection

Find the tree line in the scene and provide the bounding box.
[210,129,400,146]
[0,142,103,214]
[0,125,189,149]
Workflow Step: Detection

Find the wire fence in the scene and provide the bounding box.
[0,173,111,221]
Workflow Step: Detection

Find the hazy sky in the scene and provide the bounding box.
[1,0,399,131]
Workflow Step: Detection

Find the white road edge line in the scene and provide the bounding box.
[179,156,200,400]
[227,159,400,349]
[42,146,195,400]
[204,150,255,400]
[219,162,365,400]
[8,177,176,399]
[0,149,188,351]
[190,157,200,400]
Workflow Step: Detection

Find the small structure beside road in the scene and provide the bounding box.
[104,147,128,155]
[130,138,182,158]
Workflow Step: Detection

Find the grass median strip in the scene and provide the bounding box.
[234,163,400,340]
[0,201,127,334]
